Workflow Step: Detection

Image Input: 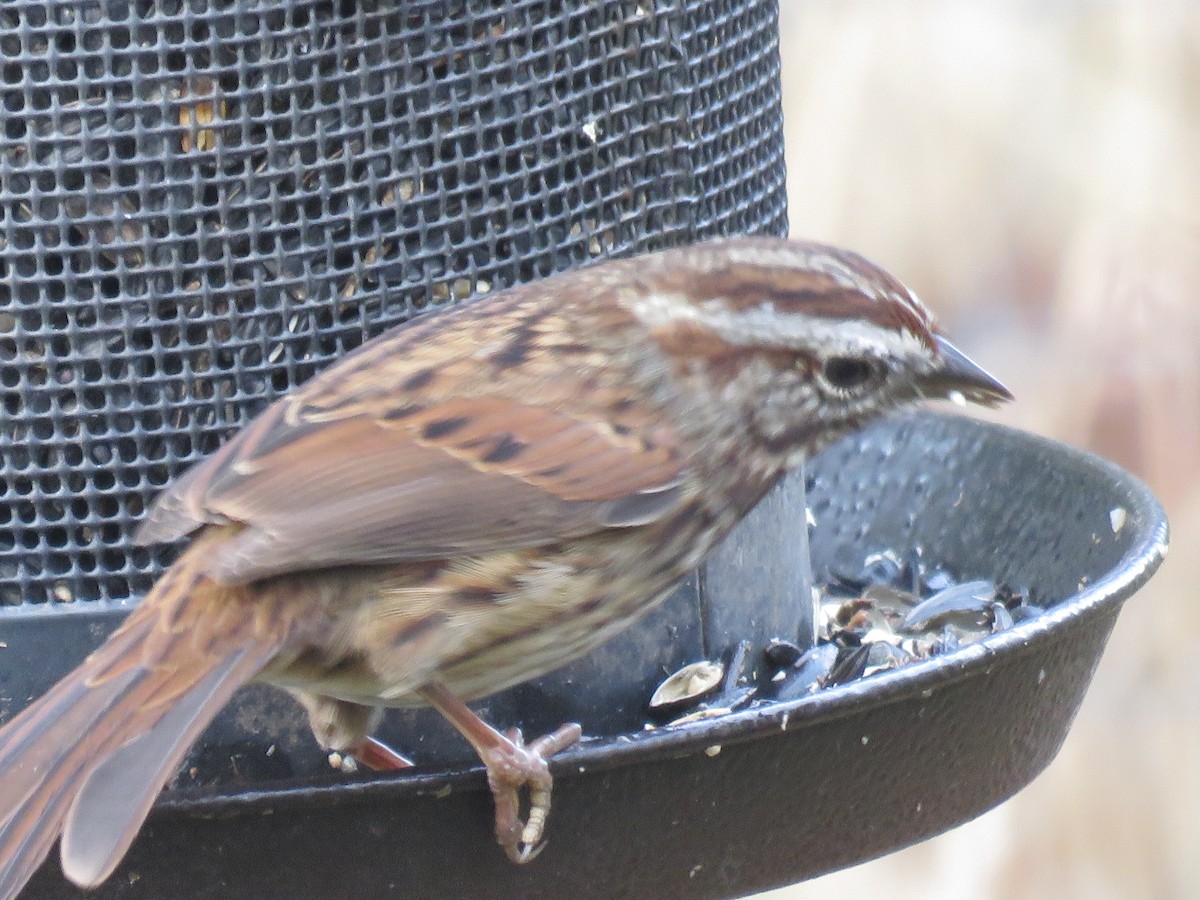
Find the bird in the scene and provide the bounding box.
[0,235,1011,898]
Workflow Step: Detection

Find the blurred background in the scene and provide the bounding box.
[767,2,1197,898]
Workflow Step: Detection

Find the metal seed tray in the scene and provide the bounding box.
[14,411,1169,899]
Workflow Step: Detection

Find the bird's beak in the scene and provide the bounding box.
[923,335,1014,408]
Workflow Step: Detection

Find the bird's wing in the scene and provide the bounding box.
[136,295,690,584]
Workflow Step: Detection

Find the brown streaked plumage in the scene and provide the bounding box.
[0,236,1011,899]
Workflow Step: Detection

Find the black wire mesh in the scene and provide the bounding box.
[0,0,786,607]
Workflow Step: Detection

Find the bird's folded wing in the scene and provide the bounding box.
[136,391,690,584]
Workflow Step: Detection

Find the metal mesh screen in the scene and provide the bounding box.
[0,0,786,607]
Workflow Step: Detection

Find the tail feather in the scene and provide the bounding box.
[61,650,266,887]
[0,670,184,899]
[0,733,99,899]
[0,670,138,817]
[0,536,290,900]
[0,668,149,900]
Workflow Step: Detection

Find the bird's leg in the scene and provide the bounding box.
[350,735,415,771]
[293,692,414,770]
[418,681,582,862]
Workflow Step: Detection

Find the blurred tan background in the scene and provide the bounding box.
[766,2,1198,898]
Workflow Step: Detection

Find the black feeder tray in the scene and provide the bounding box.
[10,411,1168,899]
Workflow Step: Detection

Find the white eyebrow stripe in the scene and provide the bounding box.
[627,292,929,360]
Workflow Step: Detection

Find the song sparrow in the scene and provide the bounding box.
[0,236,1010,898]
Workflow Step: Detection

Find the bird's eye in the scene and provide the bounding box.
[819,356,882,394]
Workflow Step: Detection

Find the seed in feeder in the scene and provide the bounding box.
[178,76,224,153]
[901,579,996,632]
[396,178,417,201]
[764,639,802,668]
[989,602,1014,633]
[328,752,357,772]
[922,567,956,593]
[775,643,838,700]
[863,583,921,610]
[862,641,913,677]
[845,608,871,632]
[834,597,872,626]
[827,644,872,685]
[859,627,904,647]
[650,660,724,710]
[860,549,905,585]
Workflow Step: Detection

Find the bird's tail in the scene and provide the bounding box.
[0,531,290,899]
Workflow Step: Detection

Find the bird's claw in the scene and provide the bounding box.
[482,722,582,863]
